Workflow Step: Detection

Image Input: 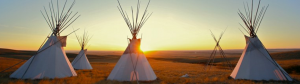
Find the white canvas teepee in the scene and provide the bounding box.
[72,31,93,70]
[108,39,156,81]
[10,35,77,79]
[230,0,292,81]
[107,0,157,81]
[72,50,92,69]
[230,36,292,81]
[10,0,80,79]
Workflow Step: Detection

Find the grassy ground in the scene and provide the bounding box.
[0,48,300,84]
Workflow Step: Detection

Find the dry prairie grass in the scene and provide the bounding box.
[1,49,300,84]
[2,57,299,84]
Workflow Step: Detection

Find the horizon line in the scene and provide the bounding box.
[1,47,300,52]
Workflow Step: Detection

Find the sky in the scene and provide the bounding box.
[0,0,299,51]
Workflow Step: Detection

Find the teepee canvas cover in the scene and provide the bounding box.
[72,50,92,69]
[10,0,80,79]
[230,0,292,81]
[107,0,157,81]
[10,35,77,79]
[108,38,156,81]
[230,36,292,81]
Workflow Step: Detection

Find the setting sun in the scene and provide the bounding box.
[0,0,299,51]
[140,44,152,51]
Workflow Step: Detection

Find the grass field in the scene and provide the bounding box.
[1,48,300,84]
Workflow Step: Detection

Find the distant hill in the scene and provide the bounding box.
[1,48,299,63]
[0,48,36,60]
[0,48,120,63]
[0,48,79,59]
[0,48,25,54]
[150,49,300,64]
[271,50,300,60]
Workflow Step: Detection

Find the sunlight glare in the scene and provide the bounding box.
[140,44,152,51]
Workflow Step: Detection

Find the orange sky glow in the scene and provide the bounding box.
[0,0,299,51]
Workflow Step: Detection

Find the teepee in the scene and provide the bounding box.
[107,0,157,81]
[72,31,93,70]
[230,0,292,81]
[10,0,80,79]
[204,30,232,70]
